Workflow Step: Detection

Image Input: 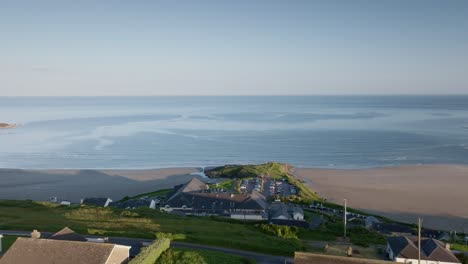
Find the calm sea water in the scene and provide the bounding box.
[1,96,468,169]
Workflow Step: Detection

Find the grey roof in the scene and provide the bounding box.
[387,236,460,263]
[373,223,413,234]
[112,199,153,209]
[270,203,291,220]
[295,252,392,264]
[49,227,87,242]
[81,197,109,207]
[0,237,123,264]
[292,207,304,215]
[365,216,381,224]
[165,178,267,213]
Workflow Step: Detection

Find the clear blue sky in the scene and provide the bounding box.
[1,0,468,96]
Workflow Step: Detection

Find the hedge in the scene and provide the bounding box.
[129,238,171,264]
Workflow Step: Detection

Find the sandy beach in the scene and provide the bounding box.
[294,165,468,231]
[0,167,199,202]
[1,164,467,231]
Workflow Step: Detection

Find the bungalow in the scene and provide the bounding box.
[373,223,413,236]
[112,199,159,210]
[0,236,130,264]
[386,236,461,264]
[81,197,113,207]
[365,216,381,229]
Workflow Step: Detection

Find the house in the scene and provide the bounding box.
[292,207,304,221]
[421,229,450,241]
[373,223,413,236]
[294,252,392,264]
[60,200,71,206]
[365,216,381,229]
[162,178,267,220]
[112,199,159,210]
[270,202,292,220]
[49,227,87,242]
[386,236,461,264]
[0,237,130,264]
[81,197,113,207]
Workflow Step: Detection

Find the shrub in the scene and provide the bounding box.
[348,227,386,247]
[121,210,140,217]
[257,224,299,239]
[129,238,170,264]
[157,249,207,264]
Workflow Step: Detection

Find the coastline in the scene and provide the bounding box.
[0,164,467,231]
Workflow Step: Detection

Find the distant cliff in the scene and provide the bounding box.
[0,123,17,129]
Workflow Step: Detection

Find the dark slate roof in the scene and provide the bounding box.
[81,197,109,207]
[270,203,291,219]
[112,199,152,209]
[165,178,267,212]
[49,227,87,242]
[373,223,413,234]
[0,238,119,264]
[292,207,304,215]
[295,252,392,264]
[387,236,460,263]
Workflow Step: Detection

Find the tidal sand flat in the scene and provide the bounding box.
[0,168,198,202]
[294,165,468,231]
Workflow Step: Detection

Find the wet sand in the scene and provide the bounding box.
[0,168,199,202]
[294,165,468,231]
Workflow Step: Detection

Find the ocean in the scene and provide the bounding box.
[1,96,468,169]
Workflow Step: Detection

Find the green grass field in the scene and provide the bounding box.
[0,200,301,256]
[157,248,257,264]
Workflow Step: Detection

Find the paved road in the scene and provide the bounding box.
[0,230,292,264]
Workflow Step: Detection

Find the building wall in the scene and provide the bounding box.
[395,257,458,264]
[230,214,264,220]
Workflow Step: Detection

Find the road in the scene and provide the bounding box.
[0,230,292,264]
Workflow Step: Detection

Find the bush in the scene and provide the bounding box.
[157,249,207,264]
[257,224,299,239]
[129,238,171,264]
[348,227,386,247]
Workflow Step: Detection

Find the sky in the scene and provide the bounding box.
[1,0,468,96]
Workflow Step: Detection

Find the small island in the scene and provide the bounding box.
[0,123,17,129]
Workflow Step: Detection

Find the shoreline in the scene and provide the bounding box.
[0,164,467,231]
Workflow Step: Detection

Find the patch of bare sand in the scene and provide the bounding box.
[0,168,199,202]
[294,165,468,231]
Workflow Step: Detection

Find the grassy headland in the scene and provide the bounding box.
[205,162,320,203]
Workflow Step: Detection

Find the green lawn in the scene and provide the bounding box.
[157,248,256,264]
[1,235,19,252]
[209,179,235,191]
[0,200,300,256]
[453,243,468,252]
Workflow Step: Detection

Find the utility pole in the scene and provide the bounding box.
[418,218,422,264]
[343,198,347,239]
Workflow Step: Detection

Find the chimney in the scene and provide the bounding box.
[230,193,234,198]
[445,243,451,250]
[347,246,353,257]
[31,230,41,239]
[0,234,3,254]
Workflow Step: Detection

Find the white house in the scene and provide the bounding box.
[292,207,304,221]
[386,236,460,264]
